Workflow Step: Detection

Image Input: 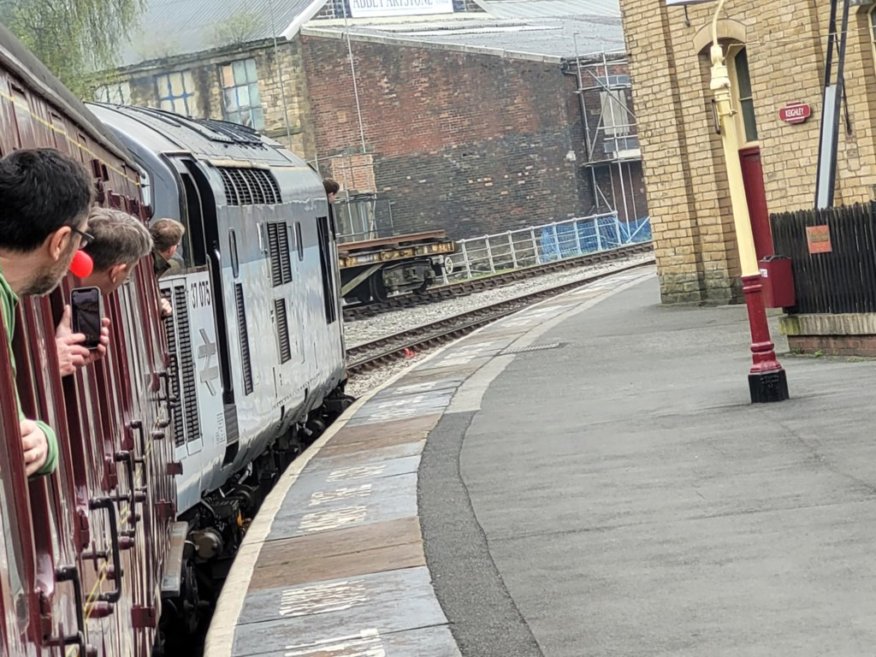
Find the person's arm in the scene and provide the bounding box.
[56,305,110,376]
[19,418,57,477]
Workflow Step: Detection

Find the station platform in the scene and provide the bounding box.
[205,266,876,657]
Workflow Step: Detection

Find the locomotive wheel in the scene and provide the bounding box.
[369,275,388,303]
[352,281,372,304]
[414,279,430,295]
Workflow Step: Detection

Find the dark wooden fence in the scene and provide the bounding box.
[771,202,876,314]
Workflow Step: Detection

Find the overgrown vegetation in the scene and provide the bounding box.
[210,10,265,48]
[0,0,144,97]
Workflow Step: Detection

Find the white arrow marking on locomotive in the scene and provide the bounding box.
[298,506,368,533]
[197,328,219,395]
[278,580,369,617]
[284,629,385,657]
[309,484,372,507]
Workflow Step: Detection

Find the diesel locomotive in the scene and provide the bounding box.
[0,22,348,657]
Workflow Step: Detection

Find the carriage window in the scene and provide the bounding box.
[49,113,69,153]
[0,414,29,635]
[0,479,27,634]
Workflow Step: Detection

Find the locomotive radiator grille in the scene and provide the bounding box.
[267,223,281,286]
[219,166,281,206]
[274,297,292,364]
[174,285,202,444]
[267,222,293,287]
[162,289,185,448]
[235,283,254,395]
[278,224,293,283]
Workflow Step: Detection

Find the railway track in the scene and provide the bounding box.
[346,256,654,375]
[342,241,654,321]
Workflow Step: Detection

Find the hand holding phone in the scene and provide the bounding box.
[71,287,103,350]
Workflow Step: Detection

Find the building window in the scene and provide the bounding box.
[155,71,195,116]
[220,59,264,131]
[729,47,758,144]
[598,76,631,137]
[93,81,131,105]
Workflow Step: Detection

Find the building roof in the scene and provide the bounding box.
[473,0,619,19]
[116,0,622,68]
[302,13,624,61]
[118,0,324,67]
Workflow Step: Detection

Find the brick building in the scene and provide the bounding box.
[301,16,645,238]
[95,0,644,239]
[95,38,317,158]
[619,1,876,304]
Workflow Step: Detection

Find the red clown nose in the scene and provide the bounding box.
[69,250,93,278]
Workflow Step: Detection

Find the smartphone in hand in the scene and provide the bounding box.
[71,287,103,350]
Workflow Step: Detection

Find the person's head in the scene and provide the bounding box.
[0,148,93,295]
[149,218,185,260]
[323,178,340,204]
[81,208,153,294]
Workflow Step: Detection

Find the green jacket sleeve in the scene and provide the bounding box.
[1,272,58,477]
[34,420,58,476]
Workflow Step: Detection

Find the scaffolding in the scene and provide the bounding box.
[569,51,644,222]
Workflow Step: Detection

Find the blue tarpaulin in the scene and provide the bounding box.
[539,216,651,261]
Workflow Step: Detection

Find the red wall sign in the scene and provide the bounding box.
[779,102,812,125]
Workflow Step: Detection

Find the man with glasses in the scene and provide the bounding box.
[0,148,93,476]
[56,207,153,375]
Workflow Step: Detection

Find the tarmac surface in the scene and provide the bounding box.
[208,267,876,657]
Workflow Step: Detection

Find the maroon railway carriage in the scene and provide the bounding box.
[0,24,175,657]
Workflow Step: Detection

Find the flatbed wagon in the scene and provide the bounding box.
[337,229,456,303]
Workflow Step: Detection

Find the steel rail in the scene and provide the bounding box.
[343,241,654,321]
[346,256,654,376]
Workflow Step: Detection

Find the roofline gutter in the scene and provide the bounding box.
[560,50,628,74]
[282,0,331,40]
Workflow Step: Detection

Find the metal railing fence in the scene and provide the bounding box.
[444,213,651,282]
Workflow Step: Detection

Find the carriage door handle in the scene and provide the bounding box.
[46,564,111,656]
[83,497,125,603]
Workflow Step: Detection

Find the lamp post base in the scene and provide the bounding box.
[748,369,789,403]
[742,273,789,403]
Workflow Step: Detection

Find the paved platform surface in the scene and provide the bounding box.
[206,267,876,657]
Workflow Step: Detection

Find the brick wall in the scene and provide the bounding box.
[789,335,876,358]
[102,39,316,159]
[619,1,876,304]
[300,34,589,238]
